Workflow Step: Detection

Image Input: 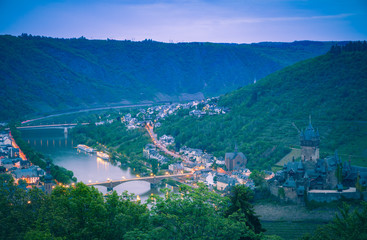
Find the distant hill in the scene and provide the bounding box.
[156,42,367,169]
[0,34,337,120]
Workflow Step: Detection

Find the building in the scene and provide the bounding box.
[44,161,53,195]
[216,175,238,191]
[225,145,247,171]
[269,119,367,203]
[12,166,45,184]
[300,117,320,162]
[169,163,184,174]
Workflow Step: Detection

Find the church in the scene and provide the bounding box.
[225,145,247,171]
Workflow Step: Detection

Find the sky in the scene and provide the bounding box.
[0,0,366,43]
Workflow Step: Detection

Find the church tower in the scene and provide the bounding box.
[300,116,320,162]
[44,160,53,195]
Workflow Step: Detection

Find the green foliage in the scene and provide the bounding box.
[226,185,265,234]
[156,43,367,169]
[150,184,261,240]
[250,170,266,187]
[0,176,268,240]
[301,203,367,240]
[0,35,336,121]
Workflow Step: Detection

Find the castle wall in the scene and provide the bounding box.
[327,169,338,189]
[301,146,319,162]
[269,183,279,197]
[307,188,360,202]
[284,187,298,202]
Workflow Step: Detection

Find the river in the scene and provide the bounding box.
[20,128,165,201]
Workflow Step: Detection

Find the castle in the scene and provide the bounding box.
[269,119,367,203]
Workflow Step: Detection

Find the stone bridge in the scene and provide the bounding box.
[86,173,193,192]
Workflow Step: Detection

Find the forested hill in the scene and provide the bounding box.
[156,41,367,169]
[0,34,337,120]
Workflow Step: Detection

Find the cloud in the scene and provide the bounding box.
[205,13,354,25]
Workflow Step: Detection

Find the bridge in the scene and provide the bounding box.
[86,173,193,192]
[17,123,90,130]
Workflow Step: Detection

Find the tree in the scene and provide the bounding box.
[250,170,266,187]
[150,184,260,240]
[226,185,265,235]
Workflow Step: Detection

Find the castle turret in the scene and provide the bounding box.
[300,117,320,162]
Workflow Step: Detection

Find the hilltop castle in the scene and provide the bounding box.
[269,119,367,203]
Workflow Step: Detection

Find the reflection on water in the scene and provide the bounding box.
[20,128,165,201]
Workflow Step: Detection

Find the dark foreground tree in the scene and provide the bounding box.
[226,184,265,235]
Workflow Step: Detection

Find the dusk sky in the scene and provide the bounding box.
[1,0,366,43]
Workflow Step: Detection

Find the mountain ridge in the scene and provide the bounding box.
[0,34,339,120]
[155,42,367,169]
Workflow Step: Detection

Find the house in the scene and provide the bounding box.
[12,166,45,184]
[9,147,20,158]
[0,136,12,146]
[216,175,238,191]
[169,163,184,174]
[205,172,215,187]
[20,159,30,169]
[159,135,175,146]
[216,157,225,165]
[182,161,196,172]
[1,158,20,170]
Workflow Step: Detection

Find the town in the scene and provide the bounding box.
[77,98,367,202]
[2,96,367,204]
[0,131,54,194]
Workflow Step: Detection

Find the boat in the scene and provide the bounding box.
[96,151,109,160]
[77,144,94,153]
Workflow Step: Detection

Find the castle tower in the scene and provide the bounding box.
[44,160,53,195]
[300,116,320,163]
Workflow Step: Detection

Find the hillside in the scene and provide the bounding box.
[156,42,367,169]
[0,34,337,120]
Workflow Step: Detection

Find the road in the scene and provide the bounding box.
[17,123,90,129]
[145,123,189,162]
[21,103,153,125]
